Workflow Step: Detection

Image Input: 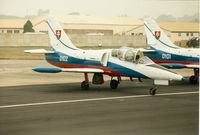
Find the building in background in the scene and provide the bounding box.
[0,19,25,34]
[0,15,199,47]
[126,22,199,46]
[33,15,143,35]
[0,19,45,34]
[159,23,199,46]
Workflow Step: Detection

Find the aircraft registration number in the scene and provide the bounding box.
[59,56,68,62]
[162,53,171,59]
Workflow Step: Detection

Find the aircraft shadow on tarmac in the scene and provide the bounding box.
[1,78,198,96]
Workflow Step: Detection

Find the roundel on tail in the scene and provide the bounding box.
[56,30,61,40]
[155,31,161,40]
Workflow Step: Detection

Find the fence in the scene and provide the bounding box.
[0,33,147,47]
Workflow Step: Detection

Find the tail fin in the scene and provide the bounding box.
[46,16,79,52]
[144,18,180,49]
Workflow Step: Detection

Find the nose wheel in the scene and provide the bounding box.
[149,86,157,95]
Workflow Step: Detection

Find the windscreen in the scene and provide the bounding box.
[137,56,154,64]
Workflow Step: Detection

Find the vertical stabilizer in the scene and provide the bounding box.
[46,16,79,52]
[144,18,180,49]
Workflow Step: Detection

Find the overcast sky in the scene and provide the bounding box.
[0,0,199,18]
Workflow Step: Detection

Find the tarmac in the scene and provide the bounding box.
[0,60,199,135]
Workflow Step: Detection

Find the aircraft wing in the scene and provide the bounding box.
[32,67,104,73]
[24,49,55,54]
[185,65,199,68]
[61,68,104,73]
[159,63,199,69]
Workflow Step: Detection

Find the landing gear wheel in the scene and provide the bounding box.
[81,81,89,90]
[189,76,198,84]
[149,87,157,95]
[110,80,118,89]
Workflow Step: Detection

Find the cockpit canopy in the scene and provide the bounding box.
[111,47,154,64]
[111,47,143,62]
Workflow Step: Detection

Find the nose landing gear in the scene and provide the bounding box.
[149,86,157,95]
[81,73,89,90]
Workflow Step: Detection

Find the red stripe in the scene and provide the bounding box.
[47,61,126,76]
[152,59,199,65]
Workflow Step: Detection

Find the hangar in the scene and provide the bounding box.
[33,15,143,35]
[0,19,44,34]
[0,15,199,45]
[126,22,199,43]
[0,19,26,34]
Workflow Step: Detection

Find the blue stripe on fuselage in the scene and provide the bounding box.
[45,52,149,78]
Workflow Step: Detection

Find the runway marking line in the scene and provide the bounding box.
[0,91,198,109]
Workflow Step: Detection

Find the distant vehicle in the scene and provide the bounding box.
[24,16,184,95]
[142,18,199,84]
[187,37,199,48]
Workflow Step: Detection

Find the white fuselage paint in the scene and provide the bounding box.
[57,48,183,80]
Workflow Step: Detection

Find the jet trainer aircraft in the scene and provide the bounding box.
[142,18,199,84]
[25,16,184,95]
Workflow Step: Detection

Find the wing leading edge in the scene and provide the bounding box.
[33,67,104,73]
[24,49,55,54]
[160,63,199,69]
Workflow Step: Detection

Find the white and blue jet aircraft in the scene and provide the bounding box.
[25,16,184,95]
[141,18,199,84]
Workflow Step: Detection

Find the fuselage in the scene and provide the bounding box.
[45,48,183,81]
[144,46,200,66]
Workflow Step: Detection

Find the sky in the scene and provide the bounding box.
[0,0,199,18]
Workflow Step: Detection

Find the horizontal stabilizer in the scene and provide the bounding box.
[24,49,55,54]
[137,48,155,53]
[33,67,104,73]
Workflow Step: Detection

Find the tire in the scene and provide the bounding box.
[189,76,198,84]
[81,81,89,90]
[110,80,118,89]
[149,88,157,95]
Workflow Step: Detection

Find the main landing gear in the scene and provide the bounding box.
[81,74,121,90]
[189,68,199,84]
[81,73,89,90]
[110,80,119,89]
[110,76,121,89]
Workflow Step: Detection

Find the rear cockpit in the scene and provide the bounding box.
[111,47,154,64]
